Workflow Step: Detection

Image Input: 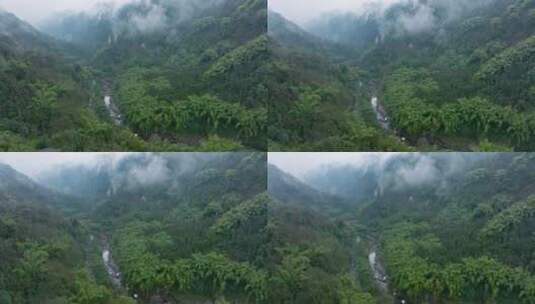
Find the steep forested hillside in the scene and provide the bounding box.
[1,0,267,152]
[268,12,409,151]
[0,163,83,213]
[363,0,535,151]
[269,0,535,151]
[42,0,268,151]
[267,163,376,303]
[0,162,135,304]
[0,9,151,152]
[0,153,270,303]
[83,153,269,303]
[268,164,353,214]
[268,153,535,303]
[359,153,535,303]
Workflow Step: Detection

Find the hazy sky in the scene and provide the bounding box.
[269,0,401,26]
[0,153,131,178]
[0,0,131,25]
[268,152,398,180]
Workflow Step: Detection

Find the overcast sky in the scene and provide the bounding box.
[0,153,131,178]
[269,0,401,26]
[268,152,399,180]
[0,0,131,25]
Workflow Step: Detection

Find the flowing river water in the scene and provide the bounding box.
[368,243,409,304]
[370,95,414,147]
[100,237,175,303]
[368,246,388,292]
[101,237,123,289]
[102,81,123,125]
[371,96,390,131]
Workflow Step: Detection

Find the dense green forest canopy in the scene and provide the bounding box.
[267,11,409,152]
[0,0,267,152]
[268,0,535,151]
[268,153,535,303]
[2,151,535,303]
[0,152,273,303]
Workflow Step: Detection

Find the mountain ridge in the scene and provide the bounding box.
[0,162,83,213]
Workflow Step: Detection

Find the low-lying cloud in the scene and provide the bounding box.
[269,153,484,201]
[30,153,226,199]
[111,0,226,37]
[384,155,439,190]
[108,155,172,194]
[269,0,400,26]
[2,0,228,41]
[0,0,131,25]
[271,0,494,37]
[0,153,129,179]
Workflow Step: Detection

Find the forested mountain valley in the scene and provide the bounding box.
[0,0,267,152]
[268,0,535,151]
[0,153,275,303]
[268,153,535,303]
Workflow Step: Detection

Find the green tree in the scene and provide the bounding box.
[70,270,111,304]
[274,248,311,302]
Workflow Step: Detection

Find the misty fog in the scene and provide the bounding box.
[0,0,131,25]
[270,0,493,36]
[0,0,226,37]
[0,153,130,178]
[269,0,400,26]
[268,152,395,181]
[269,153,495,201]
[0,153,234,198]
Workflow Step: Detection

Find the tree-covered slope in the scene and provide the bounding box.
[0,9,156,152]
[0,162,134,304]
[269,153,535,303]
[1,0,268,152]
[0,153,273,303]
[369,0,535,151]
[0,10,53,53]
[269,0,535,151]
[359,153,535,303]
[267,11,411,152]
[267,163,376,303]
[268,164,353,213]
[0,163,84,213]
[81,153,270,303]
[40,0,268,151]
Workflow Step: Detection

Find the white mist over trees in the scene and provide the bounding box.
[34,153,227,198]
[269,0,400,26]
[0,153,128,178]
[270,0,492,27]
[269,153,492,201]
[270,0,494,43]
[0,0,131,25]
[0,153,224,198]
[38,0,229,46]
